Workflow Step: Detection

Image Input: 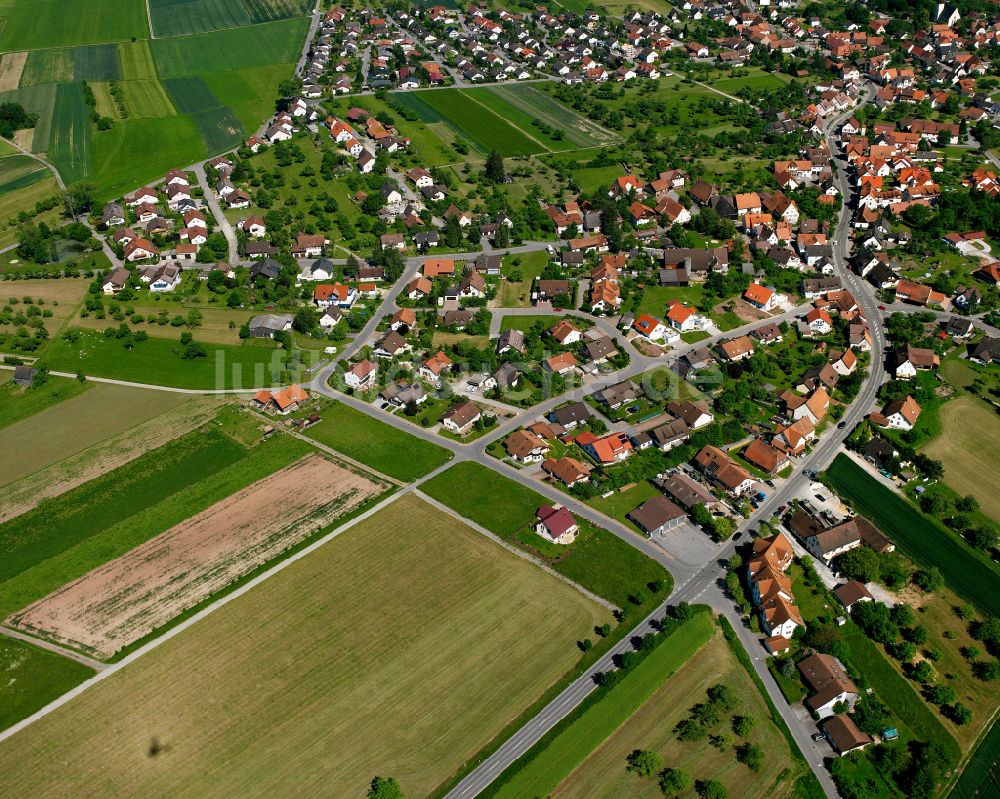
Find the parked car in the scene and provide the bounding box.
[815,493,826,502]
[837,420,847,429]
[811,732,826,742]
[733,532,743,540]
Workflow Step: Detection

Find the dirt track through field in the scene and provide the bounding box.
[7,454,384,659]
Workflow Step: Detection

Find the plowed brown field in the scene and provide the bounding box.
[7,454,384,658]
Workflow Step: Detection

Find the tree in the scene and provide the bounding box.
[626,749,663,778]
[707,684,739,711]
[930,684,956,705]
[65,183,97,216]
[851,601,899,644]
[366,776,403,799]
[950,703,973,725]
[736,742,764,772]
[732,714,756,737]
[695,778,728,799]
[834,547,881,583]
[182,341,207,359]
[852,696,889,736]
[913,567,943,593]
[293,308,317,334]
[484,150,506,183]
[658,767,690,797]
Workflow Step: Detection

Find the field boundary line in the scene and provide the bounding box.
[414,489,619,613]
[457,89,552,153]
[0,625,106,672]
[0,482,416,744]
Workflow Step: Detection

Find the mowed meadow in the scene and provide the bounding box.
[0,0,311,199]
[0,495,608,797]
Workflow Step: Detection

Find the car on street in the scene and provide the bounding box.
[837,420,847,429]
[733,532,743,540]
[815,493,826,502]
[878,304,886,310]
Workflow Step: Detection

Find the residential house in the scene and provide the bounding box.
[798,652,859,718]
[344,359,377,390]
[542,456,592,486]
[695,445,755,496]
[441,400,481,434]
[504,430,550,464]
[535,505,579,544]
[549,401,590,429]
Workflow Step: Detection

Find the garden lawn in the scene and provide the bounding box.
[500,314,560,332]
[0,638,94,732]
[554,624,801,799]
[420,462,671,610]
[488,610,715,799]
[923,394,1000,521]
[44,329,289,389]
[0,428,309,620]
[301,400,452,481]
[0,495,605,798]
[586,480,660,532]
[824,455,1000,616]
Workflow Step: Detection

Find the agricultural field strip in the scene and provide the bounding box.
[457,89,552,151]
[414,490,618,612]
[488,84,621,148]
[0,492,601,799]
[7,453,386,659]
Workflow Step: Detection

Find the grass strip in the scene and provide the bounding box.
[483,607,714,798]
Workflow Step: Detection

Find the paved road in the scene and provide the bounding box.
[0,626,107,672]
[192,161,239,265]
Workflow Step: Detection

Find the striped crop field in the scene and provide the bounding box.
[117,41,158,81]
[485,83,621,149]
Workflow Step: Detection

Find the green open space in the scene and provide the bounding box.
[923,394,1000,521]
[486,83,620,149]
[554,622,804,799]
[0,494,605,797]
[487,610,715,799]
[824,454,1000,616]
[301,399,452,482]
[0,83,57,156]
[149,0,312,37]
[0,638,94,732]
[89,115,205,200]
[150,18,308,78]
[47,83,91,184]
[0,422,310,620]
[203,64,290,131]
[393,88,545,157]
[0,0,148,52]
[0,374,91,431]
[951,718,1000,799]
[18,49,73,88]
[420,461,670,610]
[44,328,288,389]
[72,44,121,82]
[462,86,578,152]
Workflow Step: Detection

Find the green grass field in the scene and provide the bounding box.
[120,79,175,118]
[44,328,289,389]
[394,88,546,157]
[923,395,1000,521]
[824,455,1000,616]
[0,0,148,51]
[0,638,94,732]
[47,83,91,184]
[0,154,48,193]
[420,462,671,610]
[301,400,452,481]
[463,87,577,152]
[0,375,91,430]
[485,83,620,149]
[553,624,802,799]
[89,115,205,199]
[117,40,158,81]
[0,171,60,248]
[0,495,606,797]
[190,105,245,151]
[489,610,715,799]
[18,49,74,88]
[951,718,1000,799]
[0,83,57,153]
[203,64,289,130]
[0,382,197,488]
[149,0,312,37]
[162,75,223,112]
[0,424,310,620]
[151,18,308,78]
[72,44,121,82]
[840,626,960,764]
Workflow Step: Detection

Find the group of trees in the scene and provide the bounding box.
[0,102,37,139]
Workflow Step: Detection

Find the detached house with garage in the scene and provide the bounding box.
[798,652,858,718]
[695,445,755,496]
[747,532,804,646]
